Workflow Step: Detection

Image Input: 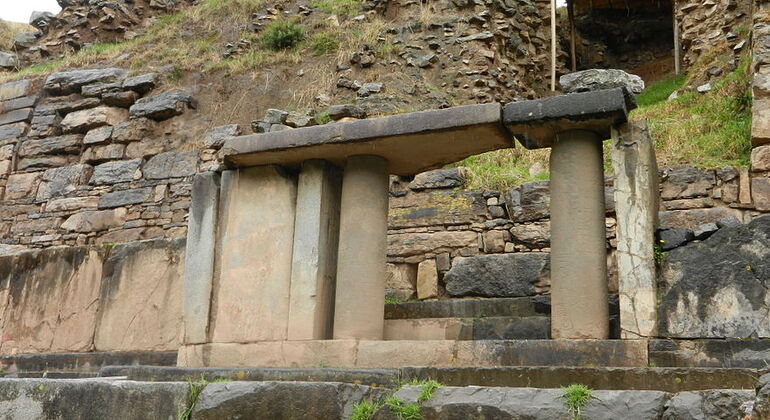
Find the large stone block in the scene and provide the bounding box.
[752,144,770,172]
[408,167,470,190]
[0,379,187,420]
[287,161,341,341]
[192,381,386,420]
[142,151,197,179]
[18,134,82,157]
[612,123,659,338]
[444,253,549,297]
[753,99,770,147]
[387,231,478,259]
[183,173,220,345]
[0,121,28,140]
[0,79,30,101]
[0,247,103,354]
[658,216,770,338]
[98,187,153,209]
[658,207,744,230]
[660,166,715,200]
[61,208,127,232]
[36,164,93,201]
[0,107,32,126]
[61,106,128,133]
[505,180,550,222]
[416,259,438,300]
[44,68,128,95]
[662,390,754,420]
[94,239,184,351]
[753,177,770,211]
[129,91,196,120]
[90,159,142,185]
[210,167,297,343]
[4,172,41,200]
[389,189,487,229]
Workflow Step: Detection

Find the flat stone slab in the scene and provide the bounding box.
[0,351,177,373]
[223,103,511,176]
[178,339,648,368]
[401,366,759,393]
[503,88,636,149]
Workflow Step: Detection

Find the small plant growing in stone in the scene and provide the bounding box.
[384,296,403,304]
[385,395,422,420]
[560,384,593,420]
[410,379,441,403]
[350,399,383,420]
[262,20,305,51]
[653,242,666,265]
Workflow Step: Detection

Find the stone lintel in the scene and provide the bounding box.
[222,103,511,176]
[503,88,636,149]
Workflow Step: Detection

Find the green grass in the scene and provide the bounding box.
[350,400,383,420]
[384,297,403,304]
[262,20,305,51]
[310,0,362,16]
[560,384,593,420]
[635,73,687,108]
[631,54,752,169]
[310,32,339,56]
[385,395,422,420]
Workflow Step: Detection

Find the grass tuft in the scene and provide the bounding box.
[310,0,362,16]
[350,400,383,420]
[262,20,306,51]
[635,73,686,108]
[385,395,422,420]
[560,384,593,420]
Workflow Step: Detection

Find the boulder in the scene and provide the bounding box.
[408,168,469,190]
[444,253,549,297]
[510,221,550,248]
[45,68,128,95]
[662,390,754,420]
[13,31,40,49]
[192,382,387,420]
[753,373,770,419]
[692,223,718,240]
[61,209,127,232]
[0,79,30,101]
[661,166,715,200]
[0,108,33,126]
[328,104,366,120]
[129,91,195,120]
[29,11,55,31]
[111,118,155,142]
[658,216,770,338]
[0,53,19,70]
[657,227,694,251]
[505,180,550,222]
[122,73,158,93]
[560,69,645,94]
[90,159,143,185]
[285,112,317,128]
[4,172,41,200]
[19,134,82,157]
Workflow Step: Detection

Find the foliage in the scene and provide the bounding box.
[385,395,422,420]
[560,384,593,420]
[413,380,441,403]
[177,380,208,420]
[653,242,665,265]
[310,32,339,56]
[384,296,403,304]
[262,20,306,51]
[350,400,383,420]
[457,148,550,191]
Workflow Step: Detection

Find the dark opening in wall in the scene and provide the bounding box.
[562,0,675,82]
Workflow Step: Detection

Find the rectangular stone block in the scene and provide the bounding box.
[210,166,297,343]
[183,172,220,345]
[611,123,659,338]
[0,108,33,126]
[0,80,30,101]
[287,161,341,340]
[753,99,770,147]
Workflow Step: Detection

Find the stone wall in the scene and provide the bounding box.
[383,162,770,308]
[677,0,751,71]
[0,238,183,355]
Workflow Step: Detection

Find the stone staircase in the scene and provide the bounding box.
[383,296,620,340]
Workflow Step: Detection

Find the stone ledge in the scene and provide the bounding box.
[0,351,178,373]
[223,103,511,175]
[177,339,648,368]
[503,88,635,149]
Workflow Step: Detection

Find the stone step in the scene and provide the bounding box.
[0,351,177,373]
[384,316,550,340]
[384,297,549,320]
[100,365,758,393]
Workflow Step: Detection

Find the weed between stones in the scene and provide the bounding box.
[560,383,593,420]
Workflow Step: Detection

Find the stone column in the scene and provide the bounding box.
[612,122,659,338]
[333,155,389,340]
[182,172,220,344]
[287,160,342,340]
[549,130,609,339]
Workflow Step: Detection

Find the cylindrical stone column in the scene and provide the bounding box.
[333,155,389,340]
[549,130,609,339]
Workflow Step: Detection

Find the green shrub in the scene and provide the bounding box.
[385,395,422,420]
[311,32,339,56]
[350,400,383,420]
[262,20,305,51]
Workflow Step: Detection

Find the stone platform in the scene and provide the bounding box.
[177,339,648,368]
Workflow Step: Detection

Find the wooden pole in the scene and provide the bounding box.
[551,0,557,91]
[673,1,680,75]
[568,0,577,72]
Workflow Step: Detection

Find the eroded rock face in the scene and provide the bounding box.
[658,216,770,338]
[444,253,549,297]
[661,390,755,420]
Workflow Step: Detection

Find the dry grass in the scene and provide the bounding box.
[0,20,33,51]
